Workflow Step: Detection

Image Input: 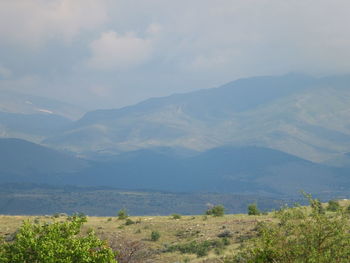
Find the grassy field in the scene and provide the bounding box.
[2,200,349,262]
[0,212,271,263]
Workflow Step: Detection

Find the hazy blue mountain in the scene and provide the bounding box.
[0,90,84,120]
[74,146,346,197]
[0,91,85,142]
[0,138,88,183]
[1,138,349,197]
[44,74,350,163]
[0,112,72,143]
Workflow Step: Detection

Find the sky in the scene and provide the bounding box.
[1,0,350,110]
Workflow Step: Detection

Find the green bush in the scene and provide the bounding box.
[125,218,135,225]
[171,213,182,219]
[0,215,117,263]
[151,231,160,241]
[231,195,350,263]
[206,205,225,217]
[247,203,260,215]
[117,209,128,220]
[327,199,341,212]
[311,198,325,214]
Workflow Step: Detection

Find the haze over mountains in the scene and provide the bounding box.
[1,74,350,198]
[13,73,350,163]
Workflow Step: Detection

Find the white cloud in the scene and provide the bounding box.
[0,0,108,47]
[86,30,154,71]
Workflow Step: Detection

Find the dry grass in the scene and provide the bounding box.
[2,199,348,262]
[0,213,271,262]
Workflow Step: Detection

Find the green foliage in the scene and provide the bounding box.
[166,238,230,257]
[171,213,182,219]
[311,198,325,214]
[151,231,160,241]
[206,205,225,217]
[124,218,135,225]
[0,214,117,263]
[231,195,350,263]
[117,209,128,220]
[327,199,341,212]
[247,203,260,215]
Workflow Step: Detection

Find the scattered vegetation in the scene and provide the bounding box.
[229,195,350,263]
[1,194,350,262]
[165,238,230,257]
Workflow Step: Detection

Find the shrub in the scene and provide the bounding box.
[171,213,182,219]
[111,239,149,263]
[0,214,117,262]
[125,218,135,225]
[231,194,350,263]
[206,205,225,217]
[218,230,233,238]
[247,203,260,215]
[151,231,160,241]
[327,199,341,212]
[166,238,230,257]
[117,209,128,220]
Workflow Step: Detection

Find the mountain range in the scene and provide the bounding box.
[1,73,350,198]
[40,73,350,164]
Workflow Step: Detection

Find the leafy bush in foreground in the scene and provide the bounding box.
[230,195,350,263]
[0,215,117,263]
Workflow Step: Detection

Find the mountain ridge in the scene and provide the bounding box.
[42,73,350,163]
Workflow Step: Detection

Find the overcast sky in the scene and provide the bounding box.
[1,0,350,110]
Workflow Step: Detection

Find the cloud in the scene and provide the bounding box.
[0,65,12,79]
[2,0,350,110]
[0,0,108,47]
[86,30,154,71]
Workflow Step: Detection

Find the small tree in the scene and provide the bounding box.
[117,209,128,220]
[0,215,116,262]
[206,205,225,217]
[247,203,260,215]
